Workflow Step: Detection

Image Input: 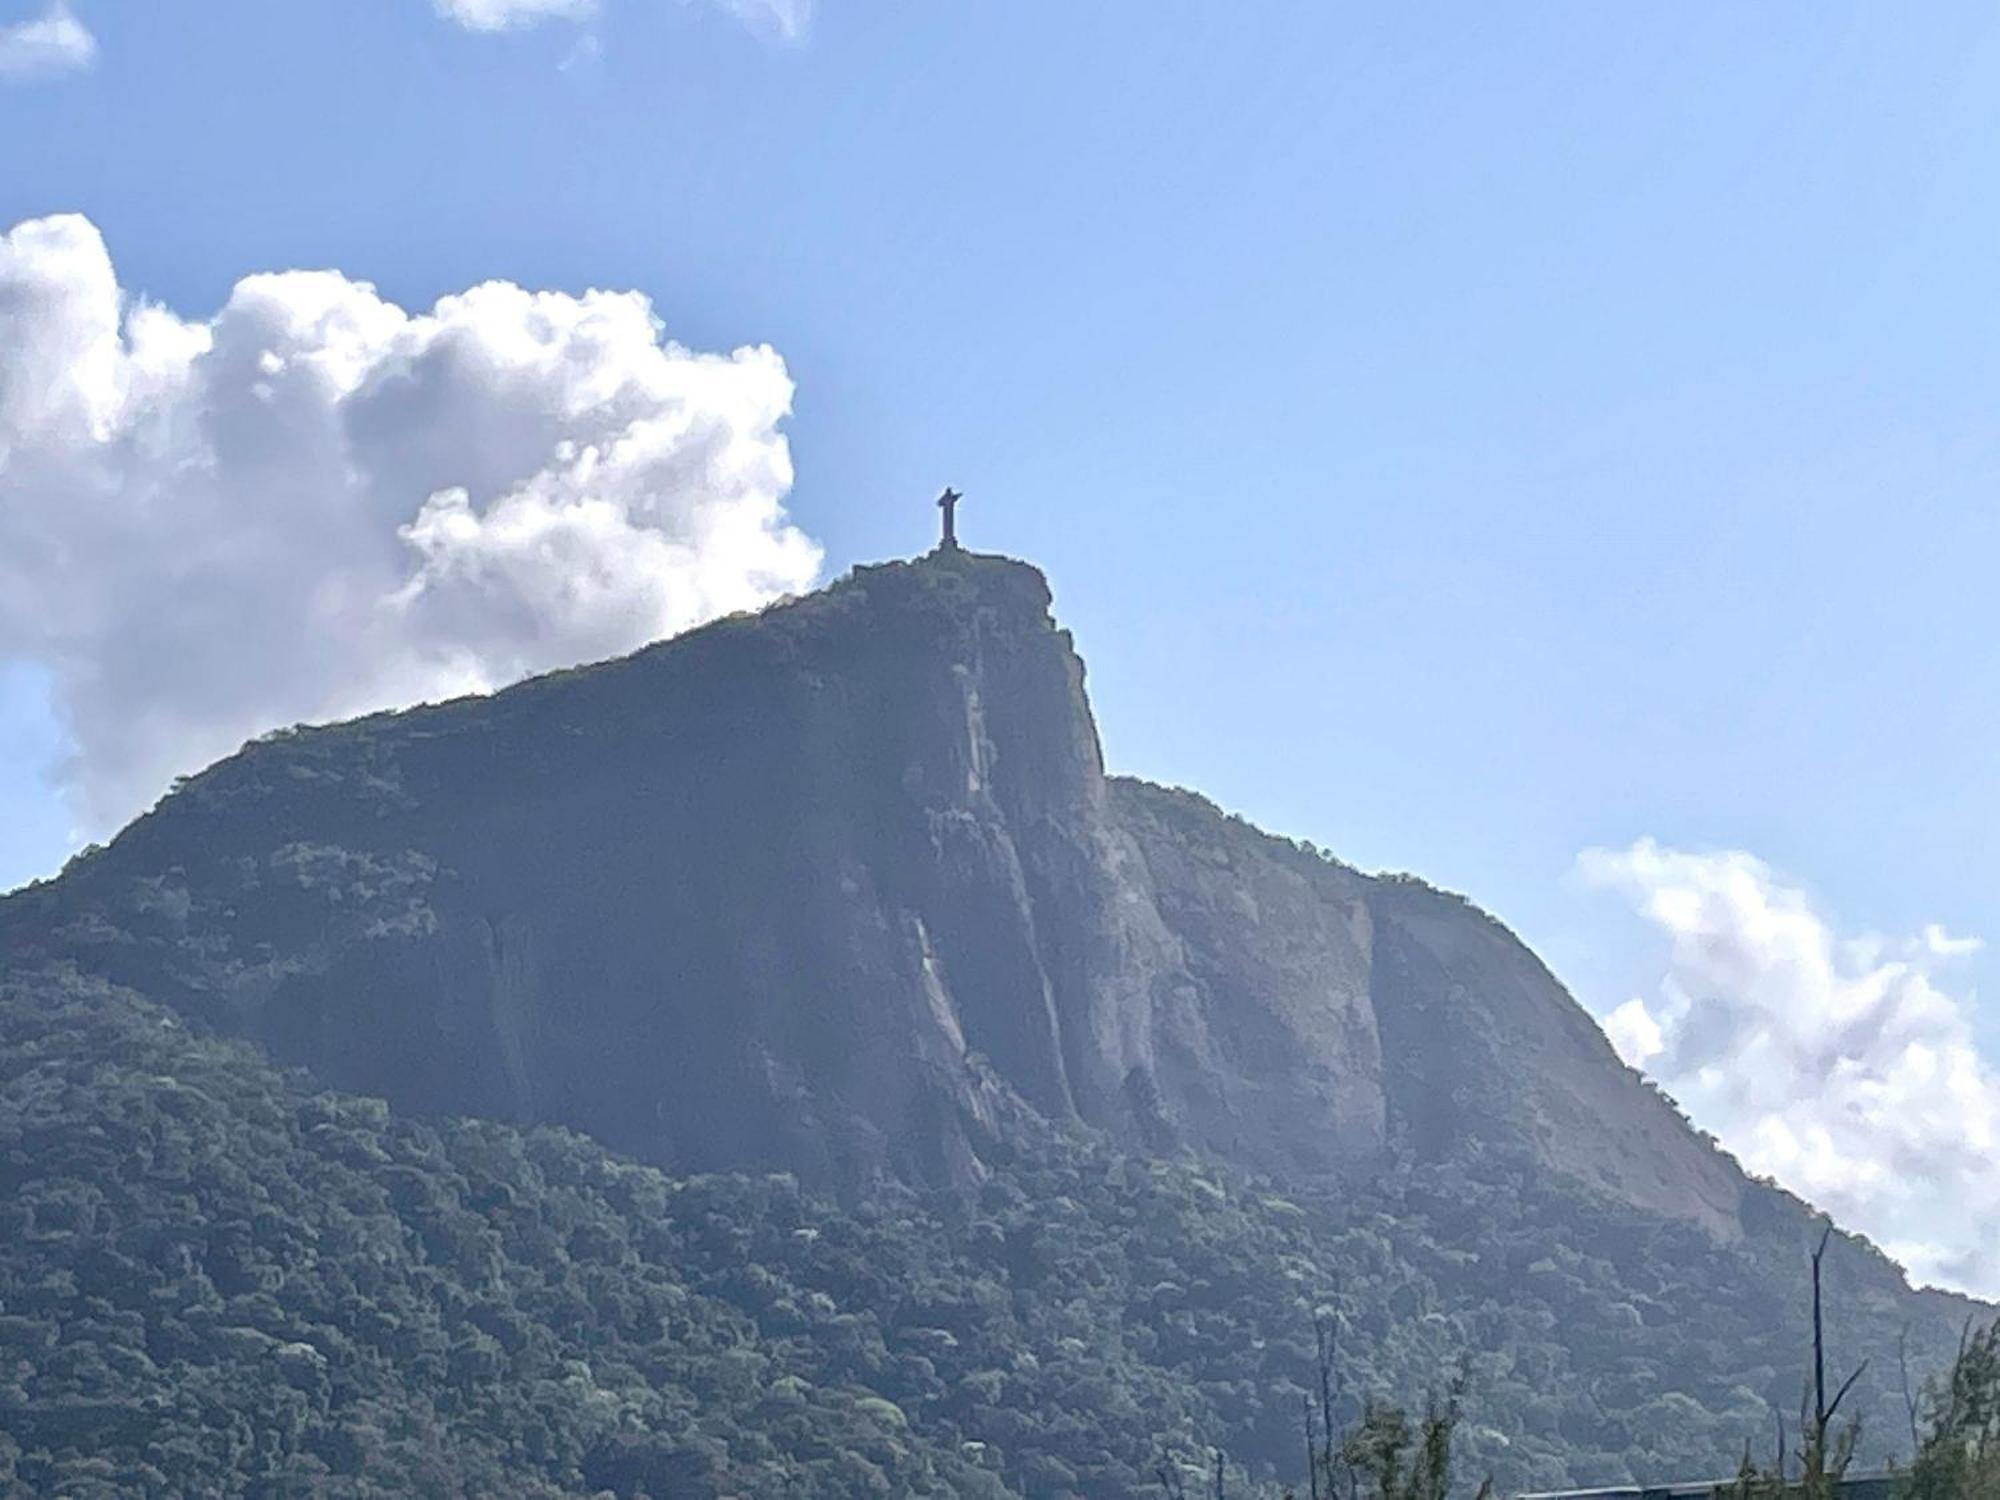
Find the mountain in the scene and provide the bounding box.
[0,547,1986,1496]
[3,550,1734,1229]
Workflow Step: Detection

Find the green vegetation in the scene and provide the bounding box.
[1679,1229,2000,1500]
[1707,1335,2000,1500]
[1902,1321,2000,1499]
[1304,1380,1493,1500]
[0,962,1982,1498]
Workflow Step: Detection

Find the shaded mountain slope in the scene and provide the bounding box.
[1110,780,1744,1236]
[2,550,1736,1237]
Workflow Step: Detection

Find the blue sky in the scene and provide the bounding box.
[3,1,1999,1290]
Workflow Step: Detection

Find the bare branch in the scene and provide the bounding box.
[1826,1360,1870,1424]
[1304,1395,1321,1500]
[1812,1224,1834,1434]
[1899,1325,1922,1457]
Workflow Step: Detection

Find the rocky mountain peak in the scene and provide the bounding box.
[2,549,1743,1233]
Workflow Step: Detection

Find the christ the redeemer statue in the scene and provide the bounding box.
[937,487,963,550]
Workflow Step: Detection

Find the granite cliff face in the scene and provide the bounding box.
[0,550,1740,1231]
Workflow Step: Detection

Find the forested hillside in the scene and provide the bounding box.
[2,550,1988,1497]
[0,963,1977,1498]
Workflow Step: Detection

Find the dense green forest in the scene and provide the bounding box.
[0,961,1980,1498]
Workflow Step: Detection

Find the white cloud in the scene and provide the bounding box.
[434,0,813,43]
[0,2,95,80]
[1580,839,2000,1297]
[714,0,812,43]
[434,0,595,33]
[1602,996,1664,1068]
[0,213,821,829]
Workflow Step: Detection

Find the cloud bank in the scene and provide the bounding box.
[1581,839,1999,1297]
[0,2,94,79]
[0,213,821,829]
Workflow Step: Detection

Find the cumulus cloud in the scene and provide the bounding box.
[1580,839,2000,1297]
[0,213,821,829]
[0,2,95,80]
